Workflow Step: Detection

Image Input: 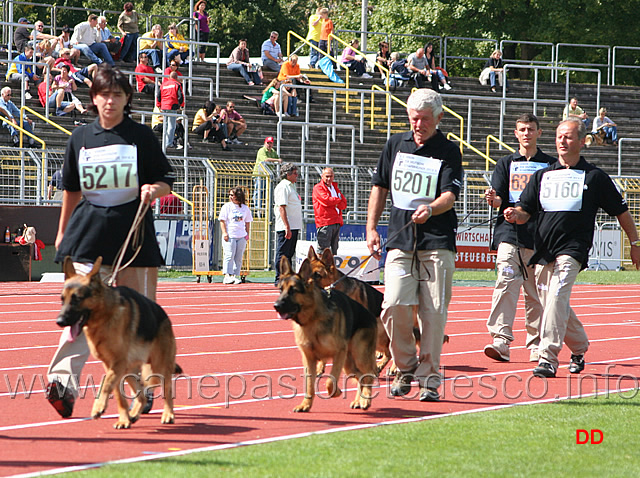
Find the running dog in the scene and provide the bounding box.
[306,246,390,374]
[56,256,182,429]
[274,256,378,412]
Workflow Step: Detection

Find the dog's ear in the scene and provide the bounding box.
[280,255,292,276]
[88,256,103,279]
[307,245,318,260]
[320,248,334,267]
[298,258,312,280]
[63,256,77,279]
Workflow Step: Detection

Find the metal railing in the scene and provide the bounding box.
[554,43,611,84]
[443,36,498,73]
[499,40,555,71]
[486,135,515,169]
[612,46,640,86]
[135,36,220,97]
[446,132,493,169]
[616,138,640,177]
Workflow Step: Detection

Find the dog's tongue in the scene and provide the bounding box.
[276,311,291,320]
[60,325,79,343]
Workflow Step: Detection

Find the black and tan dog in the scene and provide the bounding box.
[306,246,391,374]
[56,256,182,429]
[274,256,377,412]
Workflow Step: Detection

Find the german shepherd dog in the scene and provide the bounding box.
[307,247,448,376]
[56,256,182,429]
[274,256,378,412]
[306,247,391,374]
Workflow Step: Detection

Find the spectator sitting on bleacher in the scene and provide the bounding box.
[261,31,283,72]
[6,45,39,100]
[53,48,97,87]
[165,23,190,66]
[39,77,75,116]
[407,47,435,89]
[340,39,371,78]
[261,78,291,116]
[563,97,590,128]
[480,49,507,93]
[227,38,262,86]
[135,52,156,94]
[54,26,81,64]
[51,64,88,116]
[0,86,35,147]
[97,16,121,57]
[424,42,451,91]
[140,24,163,70]
[164,60,183,77]
[117,2,141,63]
[592,107,618,146]
[277,53,313,106]
[375,41,390,74]
[192,100,231,151]
[387,52,411,88]
[71,14,115,66]
[221,100,247,144]
[29,20,57,49]
[34,38,56,72]
[14,17,31,53]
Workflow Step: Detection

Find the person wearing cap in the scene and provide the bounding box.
[253,136,281,213]
[14,18,31,53]
[274,163,301,284]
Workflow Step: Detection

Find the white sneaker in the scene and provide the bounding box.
[361,73,372,79]
[233,277,242,284]
[529,347,539,362]
[223,274,235,284]
[443,83,452,90]
[484,340,510,362]
[24,91,32,100]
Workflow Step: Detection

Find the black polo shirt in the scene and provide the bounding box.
[517,157,628,269]
[491,148,556,250]
[56,116,175,266]
[372,129,463,252]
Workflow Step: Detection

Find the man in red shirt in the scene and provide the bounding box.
[135,52,156,94]
[312,167,347,254]
[156,71,184,148]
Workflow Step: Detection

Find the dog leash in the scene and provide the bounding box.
[326,219,414,291]
[107,200,149,286]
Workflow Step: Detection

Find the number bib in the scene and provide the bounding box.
[509,161,548,203]
[78,144,139,207]
[539,169,585,212]
[391,152,441,210]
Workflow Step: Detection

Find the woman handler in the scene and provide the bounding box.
[46,65,175,418]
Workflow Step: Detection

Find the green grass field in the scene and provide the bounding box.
[63,393,640,477]
[70,269,638,477]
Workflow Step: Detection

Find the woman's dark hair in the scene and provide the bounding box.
[60,63,70,71]
[123,2,134,12]
[89,64,133,115]
[61,25,71,33]
[379,41,388,49]
[203,100,215,115]
[424,42,434,52]
[230,186,246,205]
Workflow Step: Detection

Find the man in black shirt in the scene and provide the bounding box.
[483,113,555,363]
[13,18,31,53]
[367,88,463,401]
[504,119,640,378]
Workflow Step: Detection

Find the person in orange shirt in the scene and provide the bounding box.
[277,54,313,109]
[318,8,333,56]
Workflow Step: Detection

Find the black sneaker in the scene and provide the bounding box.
[390,370,415,397]
[46,380,75,418]
[419,387,440,402]
[533,362,556,378]
[568,354,585,374]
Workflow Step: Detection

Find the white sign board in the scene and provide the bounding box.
[296,240,380,282]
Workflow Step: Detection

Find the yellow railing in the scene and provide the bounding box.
[447,132,495,167]
[485,135,515,170]
[370,84,406,129]
[0,115,45,152]
[21,105,72,137]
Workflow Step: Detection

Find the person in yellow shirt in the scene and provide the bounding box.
[306,7,322,68]
[139,24,163,69]
[165,23,189,65]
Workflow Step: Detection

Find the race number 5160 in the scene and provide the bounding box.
[393,169,434,197]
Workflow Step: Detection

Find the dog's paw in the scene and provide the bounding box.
[90,403,105,419]
[113,419,132,429]
[293,400,312,412]
[161,411,175,424]
[350,397,371,410]
[325,380,342,398]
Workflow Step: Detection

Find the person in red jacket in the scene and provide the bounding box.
[156,71,184,148]
[312,167,347,254]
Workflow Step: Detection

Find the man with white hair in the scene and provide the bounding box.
[97,16,121,56]
[0,86,35,147]
[366,88,463,402]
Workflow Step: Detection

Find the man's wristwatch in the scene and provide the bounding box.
[630,240,640,247]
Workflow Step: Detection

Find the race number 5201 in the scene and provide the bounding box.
[81,162,134,191]
[393,169,434,197]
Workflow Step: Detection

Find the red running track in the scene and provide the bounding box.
[1,281,639,477]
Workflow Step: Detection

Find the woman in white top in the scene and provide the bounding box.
[219,186,253,284]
